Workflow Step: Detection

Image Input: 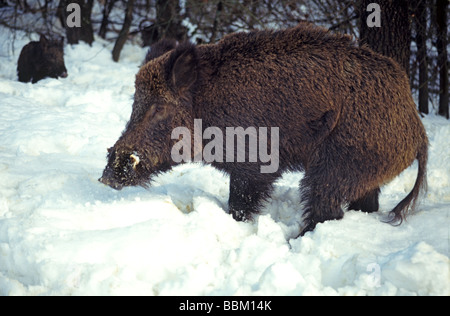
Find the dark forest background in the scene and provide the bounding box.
[0,0,448,118]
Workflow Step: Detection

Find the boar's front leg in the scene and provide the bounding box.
[228,172,277,221]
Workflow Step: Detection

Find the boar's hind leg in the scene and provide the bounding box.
[228,173,277,221]
[348,187,380,213]
[299,164,345,236]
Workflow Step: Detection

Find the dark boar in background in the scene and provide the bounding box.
[100,24,428,236]
[17,35,68,83]
[143,38,177,65]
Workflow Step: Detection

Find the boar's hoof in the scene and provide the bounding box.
[231,209,250,222]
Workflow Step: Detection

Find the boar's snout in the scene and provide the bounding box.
[60,71,68,78]
[98,167,124,190]
[98,175,123,190]
[99,148,144,190]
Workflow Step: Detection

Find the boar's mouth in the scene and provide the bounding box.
[98,175,124,190]
[98,163,127,190]
[98,148,172,191]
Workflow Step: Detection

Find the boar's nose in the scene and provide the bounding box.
[98,176,106,184]
[60,72,68,78]
[98,176,123,190]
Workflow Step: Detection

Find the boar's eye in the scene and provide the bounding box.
[145,104,167,121]
[150,105,161,117]
[151,105,161,116]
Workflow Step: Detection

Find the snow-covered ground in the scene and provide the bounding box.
[0,28,448,296]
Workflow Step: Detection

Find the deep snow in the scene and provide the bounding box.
[0,28,449,296]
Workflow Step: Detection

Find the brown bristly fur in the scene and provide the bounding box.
[100,24,428,236]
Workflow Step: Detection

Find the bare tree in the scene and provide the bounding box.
[155,0,187,41]
[436,0,448,119]
[112,0,135,62]
[99,0,117,39]
[414,0,430,114]
[358,0,411,76]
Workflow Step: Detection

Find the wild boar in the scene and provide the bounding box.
[143,38,177,65]
[99,24,428,235]
[17,34,68,83]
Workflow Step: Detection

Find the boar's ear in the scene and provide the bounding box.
[39,34,48,46]
[144,39,177,63]
[168,43,198,93]
[39,34,48,44]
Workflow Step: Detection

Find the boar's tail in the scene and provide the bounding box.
[388,142,428,225]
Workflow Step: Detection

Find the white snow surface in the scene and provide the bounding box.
[0,29,449,296]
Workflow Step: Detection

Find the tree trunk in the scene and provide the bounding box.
[99,0,117,39]
[436,0,449,119]
[155,0,187,42]
[58,0,94,45]
[358,0,411,76]
[210,1,223,43]
[415,0,429,114]
[112,0,135,62]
